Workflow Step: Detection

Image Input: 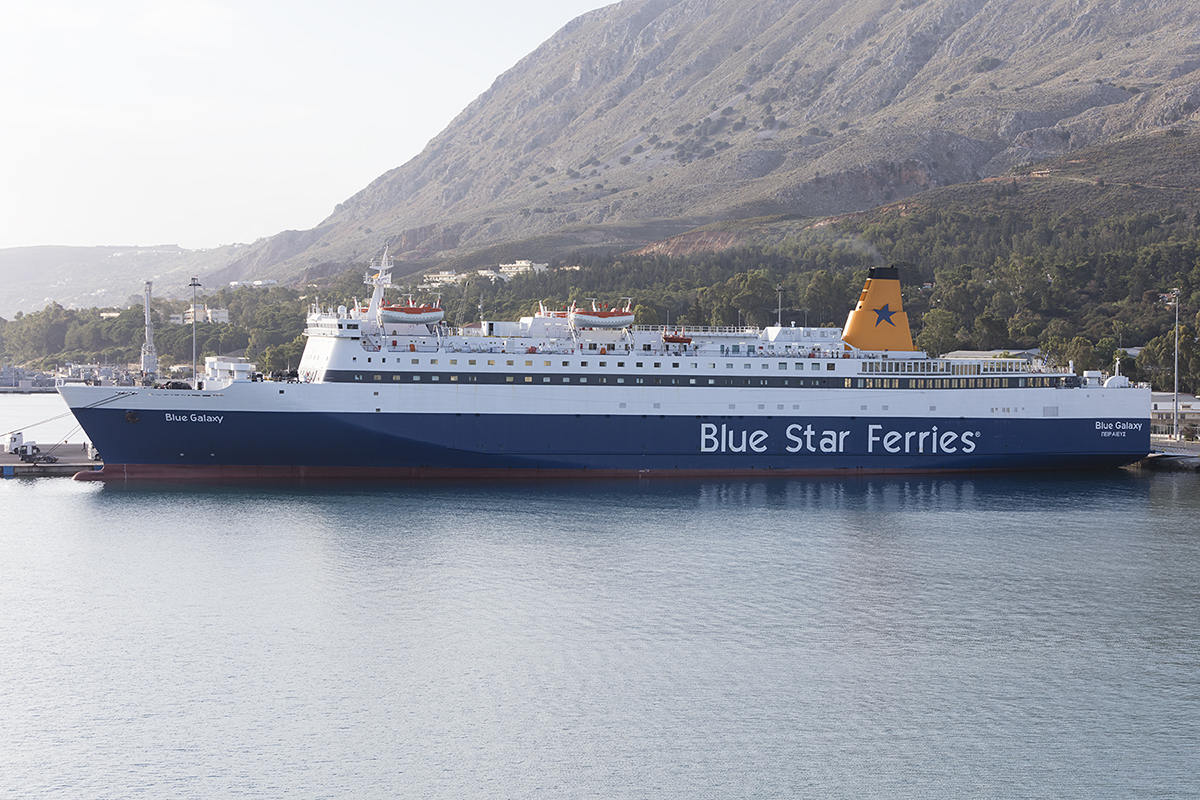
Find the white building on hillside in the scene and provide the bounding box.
[419,270,469,288]
[170,304,230,325]
[499,260,548,279]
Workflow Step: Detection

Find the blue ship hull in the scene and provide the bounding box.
[69,404,1150,479]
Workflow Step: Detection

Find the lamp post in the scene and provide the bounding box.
[189,276,201,387]
[1172,287,1180,440]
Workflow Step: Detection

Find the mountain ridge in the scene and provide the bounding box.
[3,0,1199,317]
[251,0,1200,271]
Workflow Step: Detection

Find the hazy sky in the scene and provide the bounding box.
[0,0,610,250]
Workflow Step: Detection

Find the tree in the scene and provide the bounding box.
[1137,325,1199,393]
[634,304,660,325]
[260,335,306,373]
[916,309,960,357]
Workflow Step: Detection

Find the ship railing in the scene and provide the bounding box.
[384,343,440,353]
[631,324,760,337]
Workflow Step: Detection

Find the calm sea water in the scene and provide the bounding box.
[1,396,1198,799]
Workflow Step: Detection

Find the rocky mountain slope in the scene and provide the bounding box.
[231,0,1200,276]
[5,0,1200,315]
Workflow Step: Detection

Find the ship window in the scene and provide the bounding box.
[450,376,458,382]
[690,363,698,369]
[580,377,588,383]
[589,343,597,350]
[525,377,533,382]
[450,359,457,365]
[636,362,643,367]
[412,375,420,381]
[544,361,552,367]
[643,345,652,351]
[487,360,495,366]
[469,360,476,365]
[352,357,357,362]
[431,359,438,365]
[506,360,514,366]
[347,324,358,330]
[636,378,644,385]
[744,364,751,370]
[673,363,680,368]
[354,374,361,380]
[600,362,607,367]
[618,362,625,367]
[708,379,715,385]
[563,361,570,366]
[617,378,625,384]
[374,375,381,381]
[726,363,733,369]
[526,360,533,366]
[581,361,588,367]
[562,377,569,383]
[382,358,387,363]
[779,363,787,370]
[654,363,661,368]
[367,358,371,363]
[431,376,440,382]
[412,359,419,364]
[689,379,696,385]
[506,376,513,382]
[826,363,835,371]
[845,379,852,387]
[393,375,401,381]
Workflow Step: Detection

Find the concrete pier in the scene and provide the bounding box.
[0,444,103,478]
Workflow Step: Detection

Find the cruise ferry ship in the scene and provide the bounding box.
[59,261,1150,480]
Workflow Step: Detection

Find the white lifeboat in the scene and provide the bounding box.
[381,294,445,324]
[569,299,635,329]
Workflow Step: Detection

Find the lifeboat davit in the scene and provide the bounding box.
[535,301,570,319]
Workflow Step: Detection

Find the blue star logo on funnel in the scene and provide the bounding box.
[873,303,897,327]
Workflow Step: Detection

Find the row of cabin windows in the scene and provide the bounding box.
[357,355,840,372]
[862,360,1025,375]
[345,373,1060,390]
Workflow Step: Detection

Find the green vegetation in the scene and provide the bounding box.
[2,205,1199,392]
[0,283,336,374]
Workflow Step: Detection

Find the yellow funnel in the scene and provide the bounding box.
[841,265,915,351]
